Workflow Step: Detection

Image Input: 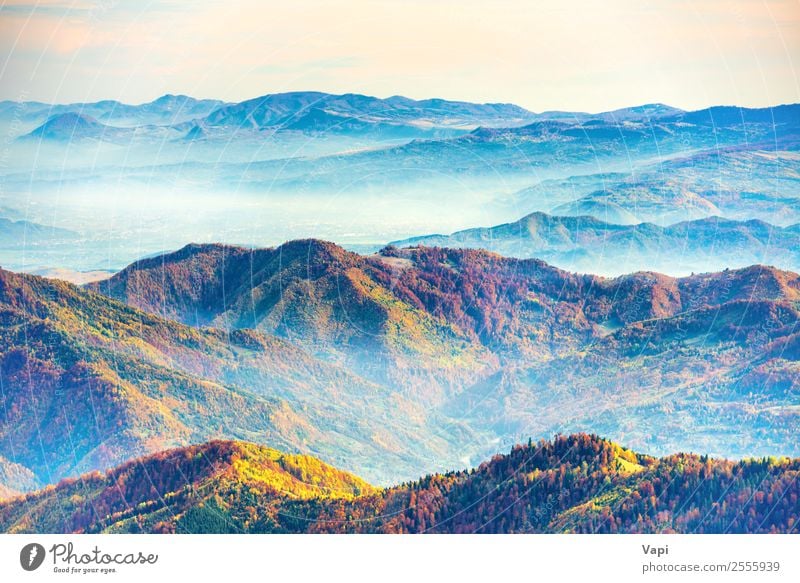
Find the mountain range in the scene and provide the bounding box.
[2,240,798,497]
[51,102,796,189]
[194,91,536,133]
[9,100,792,225]
[71,241,800,469]
[11,92,692,144]
[1,89,798,537]
[12,91,540,145]
[0,94,227,131]
[391,212,800,276]
[1,434,797,534]
[526,148,800,227]
[2,93,798,281]
[17,94,797,147]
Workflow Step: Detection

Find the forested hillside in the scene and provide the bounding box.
[0,267,471,491]
[1,435,796,534]
[89,241,800,459]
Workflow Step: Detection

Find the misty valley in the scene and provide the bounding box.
[0,91,798,534]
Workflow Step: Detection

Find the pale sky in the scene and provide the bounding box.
[1,0,798,112]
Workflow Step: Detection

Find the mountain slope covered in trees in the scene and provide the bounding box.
[0,267,474,492]
[4,241,799,496]
[88,241,800,462]
[1,434,797,534]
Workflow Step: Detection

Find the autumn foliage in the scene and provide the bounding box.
[1,435,797,534]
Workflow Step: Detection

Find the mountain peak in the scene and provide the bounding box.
[200,91,537,131]
[25,112,101,136]
[22,111,128,141]
[152,93,190,103]
[274,237,352,259]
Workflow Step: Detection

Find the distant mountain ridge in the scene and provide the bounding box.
[22,112,131,142]
[0,218,78,247]
[31,93,797,140]
[14,91,711,143]
[506,148,800,228]
[2,94,227,129]
[519,103,683,123]
[171,104,800,196]
[391,212,800,276]
[199,90,537,131]
[16,90,541,142]
[2,434,797,534]
[9,96,797,245]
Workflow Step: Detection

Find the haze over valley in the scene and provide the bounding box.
[1,91,799,535]
[2,0,800,542]
[1,92,798,277]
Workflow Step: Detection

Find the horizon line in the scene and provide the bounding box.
[4,90,800,117]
